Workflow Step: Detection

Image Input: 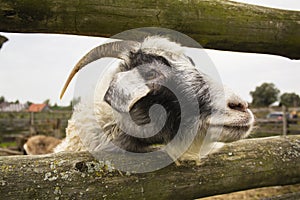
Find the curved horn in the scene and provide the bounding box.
[60,40,140,99]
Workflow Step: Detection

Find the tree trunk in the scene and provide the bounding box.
[0,0,299,59]
[0,135,299,199]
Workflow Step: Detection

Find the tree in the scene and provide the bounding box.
[26,101,33,106]
[0,96,5,103]
[280,92,300,107]
[250,83,280,107]
[43,99,50,106]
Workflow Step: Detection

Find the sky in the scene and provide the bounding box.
[0,0,299,106]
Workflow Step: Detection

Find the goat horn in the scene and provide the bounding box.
[60,40,140,99]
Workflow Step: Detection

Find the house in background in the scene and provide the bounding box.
[0,102,9,111]
[28,103,49,112]
[0,102,28,112]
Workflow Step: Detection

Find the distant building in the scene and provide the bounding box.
[0,102,28,112]
[0,102,9,110]
[28,103,49,112]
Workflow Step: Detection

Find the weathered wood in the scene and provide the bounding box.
[283,106,287,136]
[0,35,8,49]
[0,135,299,199]
[0,0,299,59]
[0,148,22,156]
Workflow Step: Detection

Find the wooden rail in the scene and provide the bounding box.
[254,118,300,137]
[0,135,299,199]
[0,0,299,59]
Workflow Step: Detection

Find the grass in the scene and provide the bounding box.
[0,141,17,148]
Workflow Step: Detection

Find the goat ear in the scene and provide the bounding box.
[104,70,151,113]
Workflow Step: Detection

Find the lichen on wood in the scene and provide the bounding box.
[0,135,300,199]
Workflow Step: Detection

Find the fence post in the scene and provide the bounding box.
[282,105,287,136]
[29,112,36,135]
[53,118,62,138]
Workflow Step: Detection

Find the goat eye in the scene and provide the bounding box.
[144,70,158,80]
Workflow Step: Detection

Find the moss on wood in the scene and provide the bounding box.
[0,0,299,59]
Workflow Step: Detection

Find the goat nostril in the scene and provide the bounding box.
[228,102,247,112]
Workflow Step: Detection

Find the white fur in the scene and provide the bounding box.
[141,36,183,54]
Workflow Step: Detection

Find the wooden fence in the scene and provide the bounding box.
[1,109,299,149]
[0,110,299,198]
[0,135,299,199]
[250,107,300,138]
[253,119,300,136]
[0,111,72,150]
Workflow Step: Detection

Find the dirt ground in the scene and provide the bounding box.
[199,184,300,200]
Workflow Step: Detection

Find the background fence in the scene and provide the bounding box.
[0,107,299,151]
[250,106,300,138]
[0,111,72,151]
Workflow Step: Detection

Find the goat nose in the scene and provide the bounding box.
[228,101,248,112]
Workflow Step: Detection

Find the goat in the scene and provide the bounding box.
[54,36,254,164]
[24,135,61,155]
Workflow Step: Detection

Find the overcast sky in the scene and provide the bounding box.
[0,0,299,106]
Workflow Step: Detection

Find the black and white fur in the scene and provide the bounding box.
[55,36,254,162]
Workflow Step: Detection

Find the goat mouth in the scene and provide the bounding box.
[207,123,253,143]
[209,121,253,136]
[208,110,255,132]
[209,123,252,132]
[224,124,252,132]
